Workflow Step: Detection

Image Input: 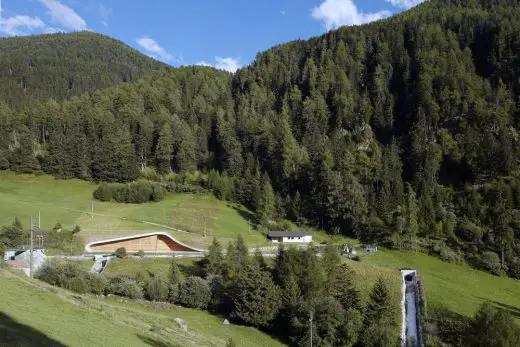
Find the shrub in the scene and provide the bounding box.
[480,251,504,276]
[167,283,180,303]
[430,240,463,264]
[93,180,167,204]
[137,250,145,258]
[0,241,5,259]
[106,275,143,299]
[66,276,89,293]
[146,275,169,301]
[36,259,85,287]
[178,276,211,309]
[114,247,127,259]
[135,271,148,286]
[151,184,166,201]
[93,182,112,201]
[84,272,108,295]
[0,156,9,170]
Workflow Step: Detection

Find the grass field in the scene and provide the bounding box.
[0,171,355,251]
[0,268,285,347]
[365,249,520,322]
[0,172,266,249]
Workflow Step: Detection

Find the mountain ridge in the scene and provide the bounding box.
[0,31,170,108]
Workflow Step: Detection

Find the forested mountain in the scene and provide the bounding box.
[0,32,169,108]
[2,0,520,277]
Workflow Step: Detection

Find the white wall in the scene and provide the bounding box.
[281,235,312,243]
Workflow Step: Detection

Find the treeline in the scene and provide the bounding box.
[93,180,166,203]
[34,236,520,346]
[2,0,520,276]
[0,218,83,255]
[37,236,400,346]
[0,32,169,109]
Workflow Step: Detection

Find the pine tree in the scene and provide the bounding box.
[204,237,224,277]
[404,183,419,248]
[331,263,361,311]
[169,258,181,285]
[231,264,280,327]
[155,122,173,173]
[362,277,396,346]
[256,172,276,226]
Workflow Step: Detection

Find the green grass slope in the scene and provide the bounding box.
[365,249,520,322]
[0,172,353,250]
[0,172,265,249]
[0,269,284,347]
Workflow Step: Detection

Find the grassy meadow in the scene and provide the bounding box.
[0,171,356,250]
[0,268,285,347]
[0,172,266,249]
[365,249,520,322]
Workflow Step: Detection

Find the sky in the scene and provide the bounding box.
[0,0,426,72]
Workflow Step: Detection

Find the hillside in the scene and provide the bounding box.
[0,268,284,347]
[1,0,520,277]
[0,31,169,108]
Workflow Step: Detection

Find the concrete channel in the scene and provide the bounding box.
[401,269,423,347]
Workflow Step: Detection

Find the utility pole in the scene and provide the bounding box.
[309,310,313,347]
[29,216,34,278]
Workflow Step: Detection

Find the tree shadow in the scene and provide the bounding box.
[137,334,180,347]
[428,306,470,346]
[228,203,255,223]
[479,299,520,319]
[178,261,205,278]
[0,311,67,347]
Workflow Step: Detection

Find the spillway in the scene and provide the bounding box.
[401,270,423,347]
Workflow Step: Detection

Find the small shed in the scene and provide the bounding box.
[267,231,312,243]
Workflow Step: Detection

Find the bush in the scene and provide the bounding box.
[137,250,145,258]
[480,251,504,276]
[114,247,127,259]
[35,259,105,294]
[36,259,85,287]
[0,156,9,170]
[167,283,180,303]
[84,273,108,295]
[146,275,169,301]
[93,180,167,204]
[93,182,112,201]
[0,241,5,259]
[178,276,211,309]
[66,276,89,293]
[430,240,463,264]
[106,275,143,299]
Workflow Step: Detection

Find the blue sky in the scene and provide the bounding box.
[0,0,425,71]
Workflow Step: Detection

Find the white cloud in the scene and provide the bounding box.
[385,0,425,10]
[215,57,241,72]
[136,36,173,61]
[98,4,112,27]
[195,61,213,67]
[311,0,391,30]
[195,57,242,73]
[40,0,87,31]
[0,15,46,36]
[43,27,62,34]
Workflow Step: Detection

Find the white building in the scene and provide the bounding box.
[267,231,312,243]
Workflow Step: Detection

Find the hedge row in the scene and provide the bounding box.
[93,180,166,203]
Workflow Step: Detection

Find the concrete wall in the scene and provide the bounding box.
[271,236,312,243]
[90,234,194,253]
